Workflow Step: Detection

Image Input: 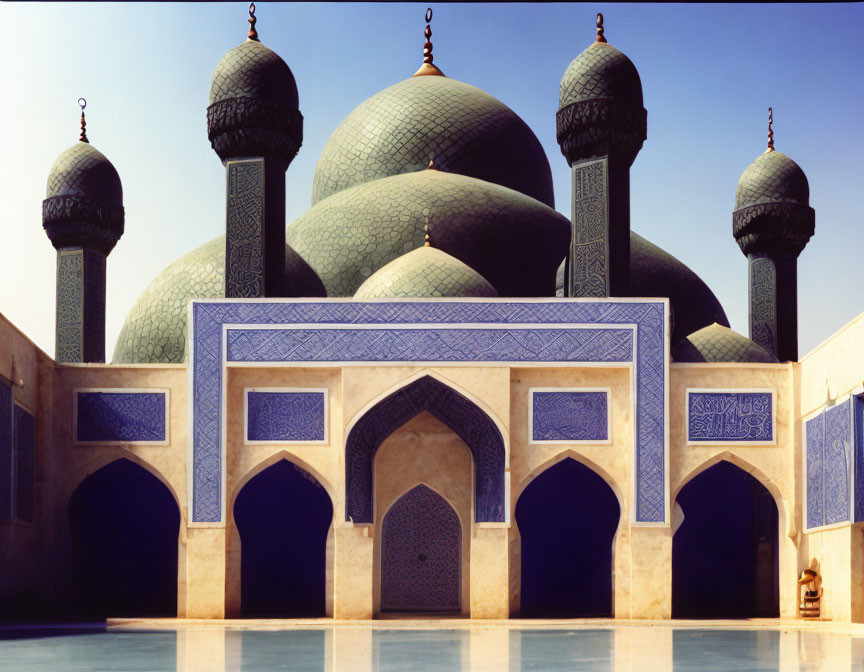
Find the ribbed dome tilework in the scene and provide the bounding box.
[672,323,778,363]
[112,236,324,364]
[209,40,299,107]
[46,143,123,204]
[734,151,810,210]
[355,247,498,299]
[559,42,643,109]
[311,76,554,207]
[288,169,570,299]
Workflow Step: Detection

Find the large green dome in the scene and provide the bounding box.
[311,75,554,208]
[288,167,570,298]
[112,236,324,364]
[355,246,498,299]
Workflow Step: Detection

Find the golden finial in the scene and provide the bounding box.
[595,13,607,43]
[247,2,259,41]
[766,107,775,153]
[78,98,89,144]
[413,8,445,77]
[424,217,431,247]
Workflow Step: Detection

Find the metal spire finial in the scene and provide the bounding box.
[766,107,775,152]
[424,217,431,247]
[247,2,259,41]
[596,13,607,43]
[413,8,445,77]
[78,98,89,143]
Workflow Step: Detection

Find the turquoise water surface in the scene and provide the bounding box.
[0,625,862,671]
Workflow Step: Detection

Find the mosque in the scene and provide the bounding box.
[1,5,862,624]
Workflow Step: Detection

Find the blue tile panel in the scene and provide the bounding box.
[190,300,667,524]
[532,391,608,442]
[76,392,167,443]
[246,391,326,442]
[0,382,12,520]
[806,399,852,529]
[687,392,773,442]
[14,406,35,522]
[855,397,864,523]
[226,328,633,363]
[345,376,505,523]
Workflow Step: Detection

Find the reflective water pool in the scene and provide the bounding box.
[1,624,863,671]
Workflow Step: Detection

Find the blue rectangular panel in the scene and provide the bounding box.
[855,397,864,523]
[247,391,326,442]
[687,392,773,442]
[532,391,608,442]
[823,400,851,526]
[806,413,825,529]
[0,382,11,520]
[76,392,166,443]
[14,406,35,522]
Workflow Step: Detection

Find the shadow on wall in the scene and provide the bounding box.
[673,461,779,618]
[68,459,180,619]
[515,458,620,618]
[234,460,333,618]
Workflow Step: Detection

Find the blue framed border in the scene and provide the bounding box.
[188,299,669,526]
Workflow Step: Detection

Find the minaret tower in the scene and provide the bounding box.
[207,3,303,298]
[733,108,814,362]
[556,13,646,297]
[42,99,124,363]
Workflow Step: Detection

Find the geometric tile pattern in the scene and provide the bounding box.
[345,375,505,523]
[672,323,776,364]
[559,42,643,109]
[76,391,166,443]
[381,484,461,613]
[687,392,773,442]
[209,39,298,107]
[225,159,265,298]
[189,299,667,524]
[531,391,608,442]
[749,256,778,357]
[45,142,122,204]
[855,396,864,523]
[806,399,852,529]
[0,382,11,520]
[569,159,609,297]
[13,405,35,523]
[311,75,554,208]
[56,249,84,363]
[734,150,809,211]
[246,391,325,443]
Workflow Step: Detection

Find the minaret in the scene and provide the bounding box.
[556,13,646,297]
[42,99,124,363]
[207,3,303,298]
[733,108,814,362]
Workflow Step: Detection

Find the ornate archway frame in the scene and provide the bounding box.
[187,298,669,527]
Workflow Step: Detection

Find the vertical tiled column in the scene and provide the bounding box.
[55,248,107,363]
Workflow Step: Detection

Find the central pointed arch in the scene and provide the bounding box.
[345,376,506,523]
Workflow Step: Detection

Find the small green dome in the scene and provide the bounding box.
[354,246,498,299]
[672,323,778,363]
[112,236,324,364]
[209,39,298,108]
[311,75,554,207]
[288,168,570,298]
[46,142,122,205]
[734,150,810,211]
[559,42,643,110]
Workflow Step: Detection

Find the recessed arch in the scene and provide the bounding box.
[345,375,506,523]
[672,458,780,618]
[233,458,334,617]
[67,457,181,617]
[230,450,336,508]
[515,457,621,617]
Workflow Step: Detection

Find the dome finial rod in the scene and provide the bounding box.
[77,97,89,144]
[424,216,431,247]
[248,2,259,41]
[766,107,775,152]
[595,12,607,43]
[423,8,434,64]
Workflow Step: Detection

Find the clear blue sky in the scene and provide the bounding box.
[1,3,862,358]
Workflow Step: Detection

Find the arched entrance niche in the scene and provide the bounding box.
[515,457,621,617]
[233,459,333,617]
[68,458,180,617]
[381,484,462,613]
[345,375,506,523]
[672,460,779,618]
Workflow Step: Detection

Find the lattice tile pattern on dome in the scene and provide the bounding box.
[311,76,554,207]
[672,323,777,363]
[734,151,810,210]
[209,40,298,106]
[46,143,122,204]
[559,42,643,108]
